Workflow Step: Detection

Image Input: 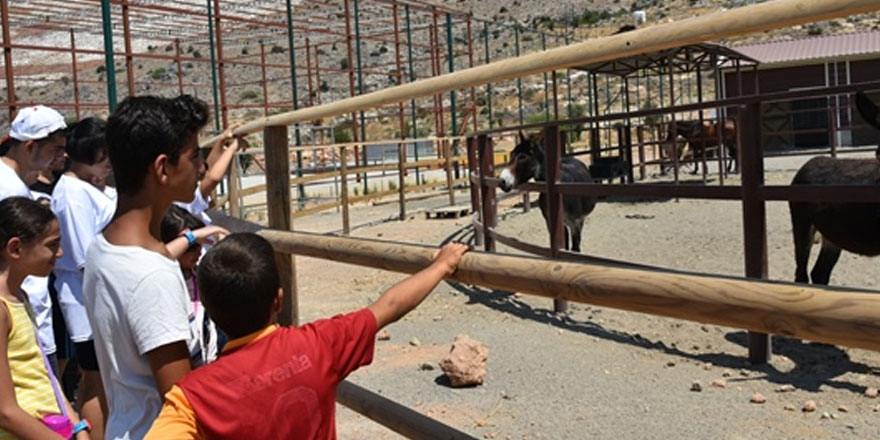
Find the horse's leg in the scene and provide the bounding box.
[810,237,842,285]
[563,225,570,251]
[791,203,813,283]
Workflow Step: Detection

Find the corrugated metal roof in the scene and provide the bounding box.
[732,30,880,66]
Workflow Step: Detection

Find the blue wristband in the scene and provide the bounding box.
[183,229,197,246]
[71,419,91,437]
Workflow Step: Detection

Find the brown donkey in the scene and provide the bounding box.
[789,92,880,284]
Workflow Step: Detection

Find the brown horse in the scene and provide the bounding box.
[664,119,738,174]
[789,91,880,284]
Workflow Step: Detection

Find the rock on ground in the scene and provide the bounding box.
[440,334,489,387]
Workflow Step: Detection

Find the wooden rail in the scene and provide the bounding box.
[253,227,880,353]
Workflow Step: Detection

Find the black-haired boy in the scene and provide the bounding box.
[146,233,469,439]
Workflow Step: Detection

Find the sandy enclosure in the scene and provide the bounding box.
[286,152,880,439]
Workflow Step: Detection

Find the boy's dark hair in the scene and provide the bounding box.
[66,117,107,165]
[160,205,205,245]
[0,197,56,249]
[198,233,280,338]
[105,95,209,194]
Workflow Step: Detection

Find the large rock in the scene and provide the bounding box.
[440,334,488,387]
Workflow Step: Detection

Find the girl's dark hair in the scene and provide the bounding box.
[0,197,56,249]
[66,117,107,165]
[160,204,205,244]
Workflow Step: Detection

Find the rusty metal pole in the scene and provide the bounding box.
[712,52,726,184]
[429,11,442,164]
[696,64,707,183]
[393,3,407,221]
[739,102,770,365]
[314,45,322,105]
[544,124,567,314]
[668,55,679,184]
[466,15,477,131]
[260,42,269,116]
[343,0,361,173]
[305,38,314,107]
[212,0,229,127]
[70,29,81,120]
[0,0,14,120]
[174,38,184,95]
[121,0,135,96]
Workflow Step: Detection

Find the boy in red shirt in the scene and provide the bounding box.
[145,233,469,439]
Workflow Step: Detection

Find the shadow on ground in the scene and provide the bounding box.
[439,224,880,395]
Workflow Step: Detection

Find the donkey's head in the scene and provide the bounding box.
[499,131,544,192]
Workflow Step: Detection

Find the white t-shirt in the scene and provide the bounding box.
[52,175,116,273]
[51,175,116,341]
[173,185,213,225]
[83,234,194,440]
[0,159,30,200]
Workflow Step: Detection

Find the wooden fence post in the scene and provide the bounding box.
[466,136,483,247]
[264,125,298,326]
[340,145,350,235]
[478,134,496,252]
[228,150,242,218]
[445,138,455,205]
[637,125,646,180]
[544,124,567,314]
[739,102,770,364]
[398,140,406,220]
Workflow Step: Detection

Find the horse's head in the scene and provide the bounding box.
[499,131,544,192]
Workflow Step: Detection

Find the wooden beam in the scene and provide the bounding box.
[203,0,880,146]
[264,125,298,326]
[256,227,880,353]
[336,381,478,440]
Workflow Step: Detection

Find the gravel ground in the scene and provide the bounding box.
[289,152,880,439]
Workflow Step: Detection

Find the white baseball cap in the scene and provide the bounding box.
[9,105,67,141]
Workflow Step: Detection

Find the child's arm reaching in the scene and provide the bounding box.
[165,225,229,260]
[367,243,469,329]
[201,126,247,200]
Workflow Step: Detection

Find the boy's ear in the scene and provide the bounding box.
[153,154,170,185]
[272,287,283,315]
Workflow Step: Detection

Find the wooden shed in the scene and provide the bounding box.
[722,30,880,150]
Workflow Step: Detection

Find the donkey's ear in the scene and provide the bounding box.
[518,130,527,143]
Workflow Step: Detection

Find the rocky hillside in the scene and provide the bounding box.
[3,0,879,137]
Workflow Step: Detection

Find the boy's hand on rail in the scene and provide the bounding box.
[431,242,470,277]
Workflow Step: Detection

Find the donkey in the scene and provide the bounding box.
[498,131,597,252]
[664,119,738,174]
[789,91,880,284]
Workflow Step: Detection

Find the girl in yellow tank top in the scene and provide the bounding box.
[0,197,89,440]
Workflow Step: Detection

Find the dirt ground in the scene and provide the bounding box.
[285,153,880,439]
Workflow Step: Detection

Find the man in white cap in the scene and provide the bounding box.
[0,105,67,382]
[0,105,68,199]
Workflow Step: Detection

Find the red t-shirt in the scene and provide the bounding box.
[177,308,377,440]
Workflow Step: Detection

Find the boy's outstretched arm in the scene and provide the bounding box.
[367,242,469,329]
